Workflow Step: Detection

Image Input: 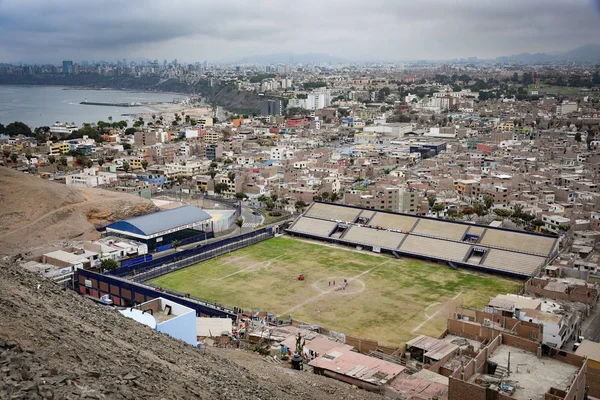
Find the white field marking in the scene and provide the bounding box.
[424,302,442,318]
[311,277,366,295]
[191,254,285,281]
[277,259,392,317]
[411,291,463,334]
[221,254,250,265]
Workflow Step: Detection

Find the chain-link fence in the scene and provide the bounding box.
[131,229,273,283]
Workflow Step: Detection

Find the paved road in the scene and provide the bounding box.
[241,206,263,232]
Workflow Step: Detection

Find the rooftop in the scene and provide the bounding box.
[106,205,212,237]
[309,347,404,386]
[474,345,579,400]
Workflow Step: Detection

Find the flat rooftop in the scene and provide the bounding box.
[474,345,579,400]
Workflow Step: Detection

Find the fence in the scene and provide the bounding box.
[108,227,274,280]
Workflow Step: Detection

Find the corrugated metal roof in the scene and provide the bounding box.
[309,348,404,385]
[106,206,211,237]
[406,335,459,361]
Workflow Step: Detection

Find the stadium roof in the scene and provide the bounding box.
[287,202,558,278]
[106,206,211,239]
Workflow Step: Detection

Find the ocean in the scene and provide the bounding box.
[0,85,184,129]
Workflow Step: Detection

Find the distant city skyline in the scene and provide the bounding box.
[1,0,600,64]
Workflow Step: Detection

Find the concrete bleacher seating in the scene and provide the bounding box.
[357,210,376,222]
[288,217,337,237]
[482,249,546,276]
[286,203,555,277]
[411,219,468,241]
[399,235,471,262]
[304,203,361,223]
[342,226,405,249]
[368,212,417,231]
[465,225,486,237]
[479,229,555,256]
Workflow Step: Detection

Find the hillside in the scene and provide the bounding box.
[0,75,263,114]
[0,261,381,400]
[0,167,159,257]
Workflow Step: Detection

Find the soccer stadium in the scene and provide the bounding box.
[141,202,554,345]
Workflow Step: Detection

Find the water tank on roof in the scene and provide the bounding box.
[291,354,303,370]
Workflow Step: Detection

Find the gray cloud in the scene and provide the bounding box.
[0,0,599,63]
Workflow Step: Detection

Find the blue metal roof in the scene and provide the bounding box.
[107,206,211,237]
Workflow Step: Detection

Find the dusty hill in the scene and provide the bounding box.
[0,167,159,257]
[0,261,381,400]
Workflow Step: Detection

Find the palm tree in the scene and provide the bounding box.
[235,218,244,233]
[227,171,236,183]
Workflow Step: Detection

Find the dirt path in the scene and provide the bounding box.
[0,203,76,239]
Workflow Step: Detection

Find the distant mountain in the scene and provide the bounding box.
[562,43,600,61]
[495,44,600,63]
[228,52,347,65]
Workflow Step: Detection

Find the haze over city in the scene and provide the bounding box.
[1,0,600,63]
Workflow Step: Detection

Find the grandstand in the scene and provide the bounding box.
[286,202,559,278]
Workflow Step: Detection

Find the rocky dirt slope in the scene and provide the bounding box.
[0,167,159,256]
[0,262,382,400]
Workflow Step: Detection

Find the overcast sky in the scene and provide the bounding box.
[1,0,600,64]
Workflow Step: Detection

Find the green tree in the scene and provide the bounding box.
[47,155,56,171]
[473,201,487,220]
[558,224,571,232]
[511,203,524,225]
[321,192,330,201]
[214,182,229,194]
[432,203,445,218]
[270,191,279,202]
[264,199,275,210]
[85,159,93,168]
[295,200,307,212]
[235,192,248,200]
[493,208,513,218]
[257,194,268,203]
[235,218,244,233]
[483,194,494,211]
[227,171,236,183]
[59,156,67,167]
[4,121,33,137]
[125,127,136,135]
[172,240,180,249]
[223,158,233,164]
[100,259,119,272]
[427,194,437,209]
[10,153,17,163]
[141,160,148,170]
[97,157,105,167]
[122,161,130,173]
[208,168,217,183]
[330,192,339,203]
